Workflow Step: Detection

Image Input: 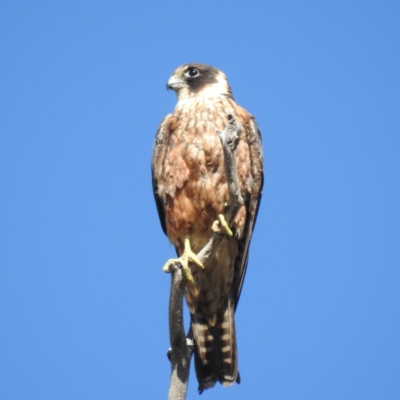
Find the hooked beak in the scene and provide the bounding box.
[166,75,184,91]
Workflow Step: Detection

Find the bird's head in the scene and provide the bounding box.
[166,63,232,101]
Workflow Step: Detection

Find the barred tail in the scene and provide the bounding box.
[191,294,239,392]
[218,294,238,386]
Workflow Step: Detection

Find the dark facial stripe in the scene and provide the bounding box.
[184,64,219,93]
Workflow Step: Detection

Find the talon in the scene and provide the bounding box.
[211,220,220,233]
[162,258,179,273]
[212,214,233,237]
[218,214,233,237]
[162,237,204,285]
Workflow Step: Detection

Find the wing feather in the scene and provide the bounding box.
[151,114,172,236]
[232,117,264,309]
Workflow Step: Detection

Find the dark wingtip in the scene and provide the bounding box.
[236,371,241,384]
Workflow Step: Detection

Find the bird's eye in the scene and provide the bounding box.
[185,68,199,78]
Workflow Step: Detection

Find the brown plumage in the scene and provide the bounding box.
[152,63,263,392]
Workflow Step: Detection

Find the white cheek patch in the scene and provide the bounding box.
[200,72,229,97]
[176,71,231,101]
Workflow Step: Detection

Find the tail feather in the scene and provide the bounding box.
[191,294,239,391]
[218,295,238,386]
[192,312,220,389]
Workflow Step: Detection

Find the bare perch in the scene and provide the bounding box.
[167,264,194,400]
[166,115,243,399]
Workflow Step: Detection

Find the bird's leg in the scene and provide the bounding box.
[162,237,204,285]
[211,203,233,237]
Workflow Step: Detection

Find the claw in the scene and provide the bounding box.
[162,237,204,285]
[211,214,233,237]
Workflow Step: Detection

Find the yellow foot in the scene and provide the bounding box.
[211,214,233,237]
[162,238,204,285]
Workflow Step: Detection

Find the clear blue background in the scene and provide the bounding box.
[1,1,399,399]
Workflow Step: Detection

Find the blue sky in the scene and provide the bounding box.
[1,1,399,399]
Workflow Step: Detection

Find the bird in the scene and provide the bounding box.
[152,63,263,392]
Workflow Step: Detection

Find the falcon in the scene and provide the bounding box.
[152,63,263,391]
